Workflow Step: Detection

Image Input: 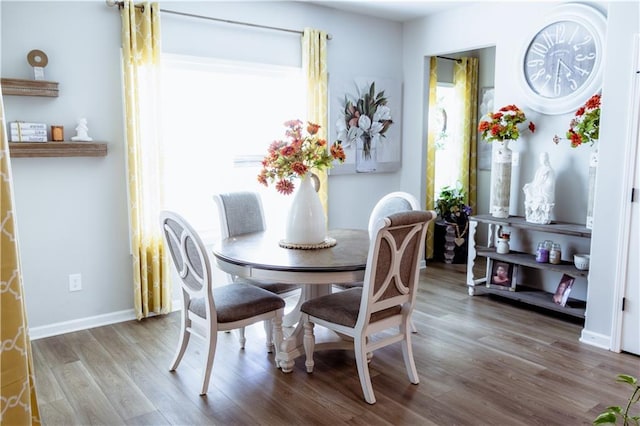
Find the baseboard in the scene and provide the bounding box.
[29,299,182,341]
[579,329,611,350]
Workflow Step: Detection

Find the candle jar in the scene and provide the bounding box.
[536,242,549,263]
[549,243,562,264]
[496,237,510,254]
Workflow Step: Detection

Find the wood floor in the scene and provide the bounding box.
[32,262,638,425]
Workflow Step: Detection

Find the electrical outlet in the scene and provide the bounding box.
[69,273,82,292]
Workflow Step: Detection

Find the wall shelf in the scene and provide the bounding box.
[9,142,108,158]
[1,78,59,97]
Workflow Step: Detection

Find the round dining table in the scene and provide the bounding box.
[212,228,369,372]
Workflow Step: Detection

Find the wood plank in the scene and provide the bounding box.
[470,214,592,238]
[1,77,59,97]
[9,141,108,157]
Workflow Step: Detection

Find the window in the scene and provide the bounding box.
[432,83,462,196]
[160,54,306,241]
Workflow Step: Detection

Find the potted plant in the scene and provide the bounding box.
[594,374,639,425]
[434,184,472,263]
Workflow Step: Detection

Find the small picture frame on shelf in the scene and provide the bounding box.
[552,274,575,307]
[487,259,517,291]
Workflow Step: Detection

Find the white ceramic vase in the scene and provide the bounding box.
[285,173,326,244]
[490,140,513,218]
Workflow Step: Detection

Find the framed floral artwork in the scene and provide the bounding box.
[329,76,402,174]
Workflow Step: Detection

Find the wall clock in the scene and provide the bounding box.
[518,3,606,115]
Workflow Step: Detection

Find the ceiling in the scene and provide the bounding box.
[305,0,470,22]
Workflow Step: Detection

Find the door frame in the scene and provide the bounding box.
[611,34,640,352]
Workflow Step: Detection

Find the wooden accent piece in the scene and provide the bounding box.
[1,77,59,97]
[9,142,107,158]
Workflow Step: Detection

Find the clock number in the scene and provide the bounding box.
[530,42,550,58]
[573,65,591,76]
[527,59,545,67]
[529,68,547,82]
[553,23,566,44]
[575,52,596,61]
[542,31,555,48]
[573,34,593,51]
[567,24,580,45]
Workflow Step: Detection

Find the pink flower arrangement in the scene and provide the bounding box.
[258,120,345,195]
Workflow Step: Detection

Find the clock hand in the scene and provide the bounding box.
[554,59,562,94]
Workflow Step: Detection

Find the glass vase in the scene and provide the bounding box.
[356,134,377,173]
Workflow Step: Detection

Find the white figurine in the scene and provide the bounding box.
[71,118,93,141]
[523,152,555,224]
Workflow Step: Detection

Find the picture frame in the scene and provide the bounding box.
[477,87,494,171]
[552,274,575,307]
[486,259,517,291]
[329,75,402,174]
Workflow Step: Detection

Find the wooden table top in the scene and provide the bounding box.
[212,229,369,273]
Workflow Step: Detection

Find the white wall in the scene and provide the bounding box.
[1,1,404,331]
[402,0,639,349]
[2,1,130,331]
[3,0,637,349]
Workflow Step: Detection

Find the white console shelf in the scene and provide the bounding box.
[466,214,591,319]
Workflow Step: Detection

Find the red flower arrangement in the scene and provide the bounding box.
[258,120,345,195]
[478,104,535,142]
[554,93,601,148]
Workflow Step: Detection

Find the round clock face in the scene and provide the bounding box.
[524,20,597,99]
[518,4,606,115]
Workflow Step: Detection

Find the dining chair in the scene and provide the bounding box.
[160,210,285,395]
[301,209,436,404]
[335,192,421,332]
[212,191,302,342]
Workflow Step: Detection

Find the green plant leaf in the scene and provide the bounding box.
[617,375,638,386]
[593,411,618,424]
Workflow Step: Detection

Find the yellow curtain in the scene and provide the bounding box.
[121,1,170,319]
[302,28,329,216]
[453,57,479,213]
[425,57,438,259]
[0,93,41,423]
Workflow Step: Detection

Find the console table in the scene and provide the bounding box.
[466,214,591,319]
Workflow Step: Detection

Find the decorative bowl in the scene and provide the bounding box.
[574,254,590,270]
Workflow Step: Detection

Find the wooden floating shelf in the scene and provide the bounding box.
[1,78,59,97]
[9,142,108,158]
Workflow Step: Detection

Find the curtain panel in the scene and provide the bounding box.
[425,57,438,259]
[121,1,170,319]
[302,28,329,216]
[453,57,479,213]
[0,92,41,424]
